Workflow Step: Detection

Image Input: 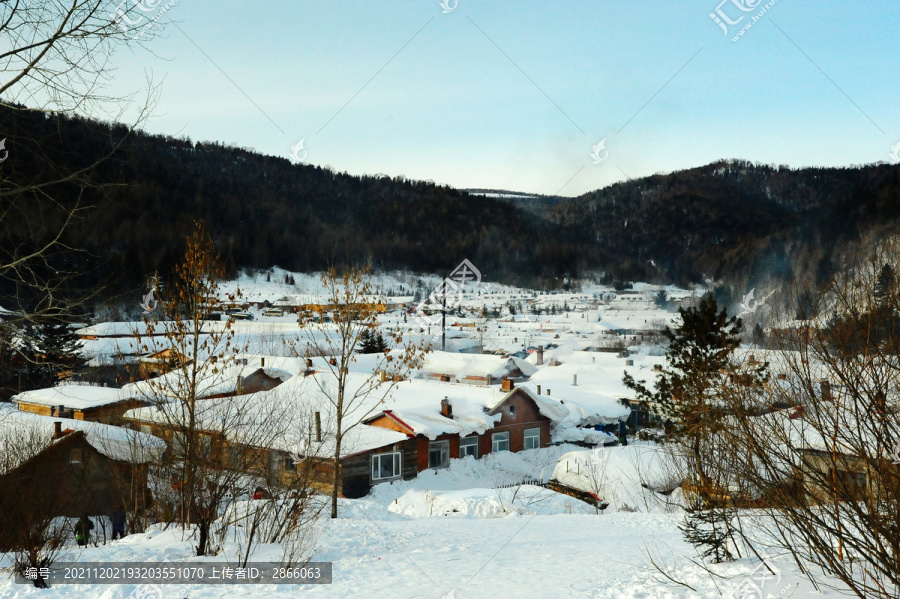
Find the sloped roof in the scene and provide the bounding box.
[0,404,165,467]
[418,350,537,380]
[13,384,132,411]
[122,355,305,401]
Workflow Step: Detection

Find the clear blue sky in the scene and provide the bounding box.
[107,0,900,197]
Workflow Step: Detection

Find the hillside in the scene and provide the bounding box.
[2,105,900,312]
[549,160,900,290]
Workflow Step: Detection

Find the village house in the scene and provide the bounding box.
[123,369,569,499]
[418,350,537,386]
[0,405,165,549]
[12,384,149,425]
[122,355,304,402]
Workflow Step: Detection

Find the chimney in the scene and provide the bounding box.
[572,374,577,386]
[441,397,452,418]
[261,357,265,367]
[537,384,541,395]
[546,388,551,396]
[315,411,322,442]
[329,357,337,366]
[306,358,313,368]
[486,374,493,386]
[53,421,62,437]
[536,346,544,366]
[502,379,514,391]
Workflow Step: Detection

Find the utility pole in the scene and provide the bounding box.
[442,281,446,352]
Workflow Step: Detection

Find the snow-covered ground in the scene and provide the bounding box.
[3,272,857,597]
[0,445,851,598]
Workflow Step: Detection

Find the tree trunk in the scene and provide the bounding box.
[330,434,342,519]
[197,518,208,556]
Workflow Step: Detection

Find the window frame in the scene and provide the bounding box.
[492,431,510,453]
[428,440,450,470]
[371,451,402,482]
[459,435,479,459]
[523,427,541,450]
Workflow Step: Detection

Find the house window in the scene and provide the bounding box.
[371,451,402,481]
[524,427,541,450]
[492,431,510,453]
[508,405,516,418]
[69,448,84,464]
[459,436,478,459]
[429,440,450,469]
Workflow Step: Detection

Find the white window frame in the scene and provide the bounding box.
[523,427,541,450]
[428,440,450,469]
[492,431,510,453]
[459,435,479,459]
[371,451,402,481]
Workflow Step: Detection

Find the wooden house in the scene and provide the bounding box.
[13,384,149,425]
[0,407,164,549]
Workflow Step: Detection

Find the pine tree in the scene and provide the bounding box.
[623,293,757,563]
[678,494,737,563]
[358,328,388,354]
[653,290,669,309]
[875,263,894,308]
[21,318,86,385]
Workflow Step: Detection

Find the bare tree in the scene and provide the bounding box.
[720,237,900,598]
[134,220,245,555]
[0,0,162,389]
[293,265,429,518]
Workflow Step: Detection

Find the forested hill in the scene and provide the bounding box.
[2,105,900,310]
[0,107,594,305]
[549,160,900,290]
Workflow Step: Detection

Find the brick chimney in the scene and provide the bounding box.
[501,379,514,392]
[53,421,62,438]
[536,345,544,366]
[441,397,452,418]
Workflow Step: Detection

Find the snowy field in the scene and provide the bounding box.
[0,445,852,598]
[2,272,857,597]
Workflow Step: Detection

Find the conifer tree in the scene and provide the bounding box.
[21,317,86,385]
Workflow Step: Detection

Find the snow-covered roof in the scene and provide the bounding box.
[124,368,570,457]
[13,384,132,410]
[370,378,567,440]
[0,404,165,466]
[522,350,662,425]
[122,355,305,401]
[417,350,537,380]
[124,371,410,459]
